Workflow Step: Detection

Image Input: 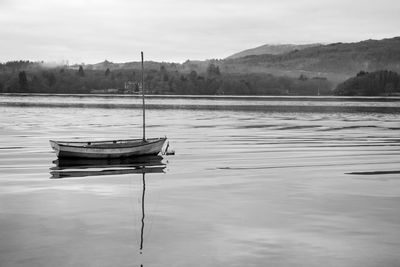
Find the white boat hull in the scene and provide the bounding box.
[50,137,167,159]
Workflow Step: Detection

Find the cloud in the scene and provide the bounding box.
[0,0,399,63]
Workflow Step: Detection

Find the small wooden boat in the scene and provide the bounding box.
[50,52,168,159]
[50,137,167,159]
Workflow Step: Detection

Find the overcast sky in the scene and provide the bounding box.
[1,0,399,64]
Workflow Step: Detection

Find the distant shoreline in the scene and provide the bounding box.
[2,93,400,102]
[1,94,400,113]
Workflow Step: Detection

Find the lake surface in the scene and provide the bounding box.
[1,95,400,266]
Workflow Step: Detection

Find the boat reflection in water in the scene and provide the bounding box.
[50,155,166,179]
[49,155,166,265]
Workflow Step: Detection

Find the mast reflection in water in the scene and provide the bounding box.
[140,172,146,253]
[49,155,167,265]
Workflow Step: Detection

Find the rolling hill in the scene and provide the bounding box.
[226,43,321,59]
[221,37,400,83]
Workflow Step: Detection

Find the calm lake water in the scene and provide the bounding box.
[1,95,400,266]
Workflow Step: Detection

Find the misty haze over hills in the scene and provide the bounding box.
[78,36,400,82]
[1,36,400,96]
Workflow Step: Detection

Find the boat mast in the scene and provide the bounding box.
[141,51,146,141]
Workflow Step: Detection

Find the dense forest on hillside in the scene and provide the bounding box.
[333,70,400,96]
[0,61,332,95]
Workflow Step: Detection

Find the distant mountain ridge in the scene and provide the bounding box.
[67,36,400,85]
[222,37,400,82]
[226,43,321,59]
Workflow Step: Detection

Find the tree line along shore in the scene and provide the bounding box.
[1,61,400,96]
